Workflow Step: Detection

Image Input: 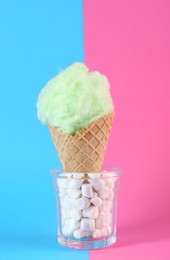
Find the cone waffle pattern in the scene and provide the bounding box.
[49,113,113,172]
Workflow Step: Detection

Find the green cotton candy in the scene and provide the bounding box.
[37,62,114,135]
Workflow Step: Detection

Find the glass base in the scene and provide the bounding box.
[58,234,116,250]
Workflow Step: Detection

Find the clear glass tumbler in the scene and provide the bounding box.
[51,167,121,250]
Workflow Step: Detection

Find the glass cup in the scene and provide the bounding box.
[51,167,121,250]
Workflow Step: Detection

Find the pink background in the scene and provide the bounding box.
[84,0,170,259]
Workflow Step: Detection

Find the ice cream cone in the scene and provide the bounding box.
[48,113,114,172]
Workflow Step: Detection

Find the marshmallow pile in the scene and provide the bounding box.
[57,173,117,239]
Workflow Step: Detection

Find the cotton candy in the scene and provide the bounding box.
[37,62,114,135]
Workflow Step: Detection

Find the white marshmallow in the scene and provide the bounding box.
[99,200,112,212]
[59,188,67,197]
[80,218,95,232]
[82,183,93,198]
[66,227,74,236]
[74,229,91,239]
[104,179,114,189]
[106,226,112,235]
[72,173,85,179]
[62,226,68,236]
[74,229,84,239]
[105,214,111,226]
[102,171,117,178]
[57,178,71,189]
[61,217,65,227]
[65,219,80,230]
[109,213,112,224]
[69,179,84,189]
[95,213,110,229]
[83,206,99,219]
[104,176,118,189]
[70,209,82,221]
[95,214,105,229]
[75,197,90,210]
[91,196,102,207]
[97,186,109,199]
[102,170,110,177]
[62,226,74,236]
[61,208,70,219]
[62,218,68,227]
[67,188,81,198]
[92,229,102,238]
[100,228,108,237]
[89,179,105,190]
[88,173,101,179]
[62,197,74,209]
[93,192,98,197]
[60,173,72,178]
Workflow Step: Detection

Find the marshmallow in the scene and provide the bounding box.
[75,197,90,210]
[61,208,70,219]
[62,197,74,209]
[62,226,74,236]
[106,226,112,235]
[97,186,109,199]
[61,218,67,227]
[70,209,82,221]
[61,217,65,227]
[69,179,84,189]
[92,229,102,238]
[67,188,81,198]
[62,226,68,236]
[72,173,85,179]
[82,183,93,198]
[65,219,80,230]
[80,218,95,232]
[93,192,98,197]
[66,226,74,236]
[59,188,67,197]
[60,173,72,178]
[101,172,111,178]
[74,229,91,239]
[102,171,117,178]
[91,196,102,207]
[89,179,105,190]
[57,178,71,189]
[104,175,118,189]
[99,200,112,212]
[100,228,108,237]
[74,229,84,239]
[88,173,101,179]
[105,213,111,226]
[83,206,99,219]
[95,214,105,229]
[104,179,115,189]
[109,213,112,224]
[95,213,110,229]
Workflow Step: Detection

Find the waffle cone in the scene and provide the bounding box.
[49,113,114,172]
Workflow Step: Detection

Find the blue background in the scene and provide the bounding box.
[0,1,88,259]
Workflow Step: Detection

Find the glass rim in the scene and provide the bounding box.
[51,166,122,178]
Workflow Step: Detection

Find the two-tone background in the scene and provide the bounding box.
[0,0,170,259]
